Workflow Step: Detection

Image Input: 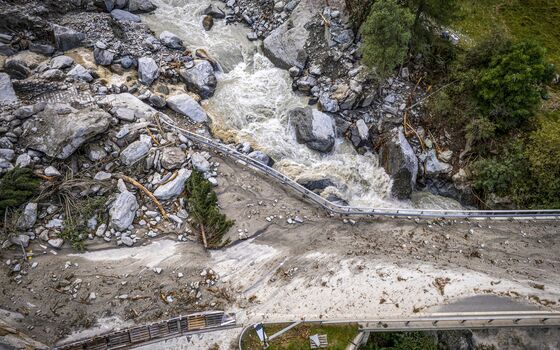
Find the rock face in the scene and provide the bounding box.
[52,24,85,51]
[111,9,141,22]
[166,94,207,123]
[120,134,152,165]
[289,107,335,153]
[137,57,159,86]
[127,0,156,13]
[154,168,192,200]
[379,129,418,199]
[179,60,217,99]
[159,31,184,50]
[22,105,111,159]
[0,73,18,106]
[263,20,308,69]
[110,180,139,231]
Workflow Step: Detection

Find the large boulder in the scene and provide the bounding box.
[379,129,418,199]
[159,31,184,50]
[263,20,308,69]
[0,73,18,106]
[127,0,156,13]
[154,168,192,200]
[248,151,274,167]
[423,150,453,175]
[137,57,159,86]
[52,24,85,52]
[288,107,335,153]
[4,51,46,79]
[110,180,139,231]
[111,9,141,22]
[166,94,208,123]
[21,105,111,159]
[179,60,217,99]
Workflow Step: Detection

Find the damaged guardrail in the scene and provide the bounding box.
[159,118,560,220]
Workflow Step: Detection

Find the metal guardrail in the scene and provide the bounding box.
[159,117,560,219]
[54,311,236,350]
[239,312,560,349]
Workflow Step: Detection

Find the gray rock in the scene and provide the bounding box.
[0,149,14,161]
[0,43,16,56]
[11,234,30,248]
[114,107,136,121]
[48,238,64,249]
[148,94,166,108]
[318,93,339,113]
[379,129,418,199]
[94,47,114,66]
[289,107,335,153]
[44,166,61,177]
[86,144,108,161]
[127,0,156,13]
[50,55,74,69]
[110,180,139,230]
[203,4,225,18]
[4,59,31,79]
[424,150,453,175]
[263,20,308,69]
[15,153,31,167]
[137,57,159,86]
[0,73,18,106]
[121,235,134,246]
[95,0,116,11]
[161,147,186,170]
[15,103,45,119]
[159,31,184,50]
[111,9,141,22]
[248,150,274,166]
[247,32,258,41]
[356,119,369,141]
[166,94,207,123]
[67,64,93,82]
[41,69,65,80]
[116,0,129,8]
[94,171,112,180]
[120,134,152,165]
[22,105,111,159]
[16,203,38,230]
[52,24,85,51]
[153,168,192,200]
[202,15,214,31]
[191,152,210,172]
[179,60,217,99]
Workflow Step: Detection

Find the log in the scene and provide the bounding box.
[118,175,168,219]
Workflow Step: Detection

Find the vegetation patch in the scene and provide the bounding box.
[0,168,40,217]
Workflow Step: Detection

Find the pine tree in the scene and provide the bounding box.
[185,171,234,249]
[0,168,40,216]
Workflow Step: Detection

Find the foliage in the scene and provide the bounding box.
[407,0,460,28]
[360,0,414,78]
[362,331,437,349]
[185,170,234,248]
[59,196,107,251]
[477,41,555,130]
[0,168,40,217]
[345,0,374,31]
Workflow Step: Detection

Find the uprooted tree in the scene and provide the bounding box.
[185,170,234,249]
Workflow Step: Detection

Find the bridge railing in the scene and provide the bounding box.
[159,117,560,219]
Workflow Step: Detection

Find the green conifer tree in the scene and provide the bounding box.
[0,168,40,216]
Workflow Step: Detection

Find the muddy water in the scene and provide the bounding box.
[142,0,460,209]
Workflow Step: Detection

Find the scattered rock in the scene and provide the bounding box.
[48,238,64,249]
[16,203,38,230]
[120,134,152,165]
[160,147,186,170]
[424,150,453,175]
[67,64,93,82]
[166,94,207,123]
[263,20,308,69]
[0,73,18,106]
[111,9,141,22]
[159,31,184,50]
[50,55,74,69]
[191,152,210,172]
[137,57,159,86]
[289,107,335,153]
[94,47,115,66]
[127,0,157,13]
[44,166,61,177]
[153,168,192,200]
[179,60,217,99]
[248,151,274,166]
[202,15,214,31]
[110,179,139,230]
[11,234,30,248]
[52,24,85,51]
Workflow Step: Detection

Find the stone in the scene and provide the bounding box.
[22,105,111,159]
[318,93,339,113]
[41,69,65,80]
[166,94,207,123]
[94,171,112,180]
[11,234,30,248]
[424,150,453,175]
[67,64,93,82]
[179,60,217,99]
[110,180,139,230]
[297,177,335,192]
[120,134,152,165]
[111,9,141,22]
[202,15,214,31]
[52,24,85,51]
[0,43,16,56]
[44,166,61,177]
[289,107,335,153]
[161,147,186,170]
[137,57,159,86]
[114,107,136,121]
[154,168,192,200]
[95,223,107,237]
[440,150,453,163]
[159,31,184,50]
[247,32,258,41]
[0,73,18,106]
[4,59,31,79]
[121,235,134,246]
[0,149,14,161]
[50,55,74,69]
[127,0,157,13]
[203,4,225,18]
[191,152,210,172]
[16,203,38,230]
[15,154,31,167]
[263,20,308,69]
[94,47,114,66]
[248,151,274,166]
[86,144,108,161]
[48,238,64,249]
[148,94,166,108]
[356,119,369,141]
[379,129,418,199]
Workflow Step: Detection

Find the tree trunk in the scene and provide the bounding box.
[200,224,208,249]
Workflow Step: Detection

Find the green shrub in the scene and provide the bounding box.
[0,168,40,217]
[185,171,234,248]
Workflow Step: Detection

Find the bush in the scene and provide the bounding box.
[185,171,234,248]
[0,168,40,217]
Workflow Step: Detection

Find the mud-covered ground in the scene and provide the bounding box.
[1,153,559,348]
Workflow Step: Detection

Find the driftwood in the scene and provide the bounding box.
[118,175,168,219]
